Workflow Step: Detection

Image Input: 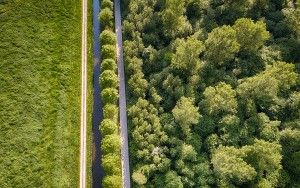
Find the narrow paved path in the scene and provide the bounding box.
[114,0,131,187]
[80,0,87,187]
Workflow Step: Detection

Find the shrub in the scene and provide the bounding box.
[102,154,122,175]
[101,58,117,71]
[100,30,116,45]
[102,175,122,188]
[103,104,118,121]
[100,119,118,136]
[99,8,113,29]
[100,70,118,89]
[102,134,121,154]
[101,88,118,105]
[101,0,113,10]
[132,171,147,185]
[101,44,116,59]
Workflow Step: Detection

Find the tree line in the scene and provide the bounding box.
[99,0,122,187]
[122,0,300,187]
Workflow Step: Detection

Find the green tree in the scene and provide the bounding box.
[218,115,241,145]
[237,61,298,111]
[103,104,118,121]
[280,128,300,182]
[132,171,147,186]
[161,73,185,108]
[102,134,121,154]
[101,0,113,10]
[160,0,192,38]
[99,8,114,29]
[172,97,200,135]
[101,88,118,105]
[100,70,118,89]
[233,18,270,52]
[101,59,117,71]
[288,92,300,118]
[257,113,280,142]
[100,30,116,45]
[283,5,300,39]
[128,72,148,98]
[205,26,240,65]
[102,154,121,175]
[100,119,118,136]
[181,143,197,161]
[243,140,282,187]
[264,61,298,90]
[171,37,205,76]
[212,146,257,185]
[126,56,143,75]
[202,82,238,116]
[237,73,279,109]
[101,44,116,59]
[128,98,170,176]
[102,175,122,188]
[165,171,183,188]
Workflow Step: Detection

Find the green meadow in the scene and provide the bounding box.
[0,0,82,187]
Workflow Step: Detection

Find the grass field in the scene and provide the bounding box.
[0,0,82,187]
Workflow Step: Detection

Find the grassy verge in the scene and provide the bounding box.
[0,0,82,187]
[87,0,94,187]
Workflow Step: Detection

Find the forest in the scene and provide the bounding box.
[121,0,300,187]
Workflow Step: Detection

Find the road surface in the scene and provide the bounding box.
[80,0,87,187]
[114,0,131,187]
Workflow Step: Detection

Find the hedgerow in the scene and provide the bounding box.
[98,0,122,187]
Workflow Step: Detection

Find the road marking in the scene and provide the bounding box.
[80,0,87,187]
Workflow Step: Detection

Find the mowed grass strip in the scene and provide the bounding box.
[0,0,81,187]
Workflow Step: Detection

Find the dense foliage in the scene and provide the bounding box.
[122,0,300,187]
[99,0,122,187]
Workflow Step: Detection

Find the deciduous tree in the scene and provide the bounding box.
[233,18,270,52]
[100,70,118,89]
[101,88,118,105]
[202,82,238,116]
[172,97,200,135]
[205,26,240,65]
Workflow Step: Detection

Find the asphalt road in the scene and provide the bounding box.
[80,0,87,187]
[114,0,131,187]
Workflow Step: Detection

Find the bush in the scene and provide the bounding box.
[101,88,118,105]
[102,134,121,154]
[99,8,113,29]
[101,0,113,10]
[100,70,118,89]
[103,104,118,121]
[102,175,122,188]
[100,119,118,136]
[101,44,116,59]
[132,171,147,185]
[101,58,117,71]
[102,154,122,175]
[100,30,116,45]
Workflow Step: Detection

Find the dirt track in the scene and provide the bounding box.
[80,0,87,187]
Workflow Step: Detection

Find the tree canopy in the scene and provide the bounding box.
[122,0,300,187]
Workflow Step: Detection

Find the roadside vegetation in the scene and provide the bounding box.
[98,0,122,187]
[122,0,300,187]
[0,0,81,187]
